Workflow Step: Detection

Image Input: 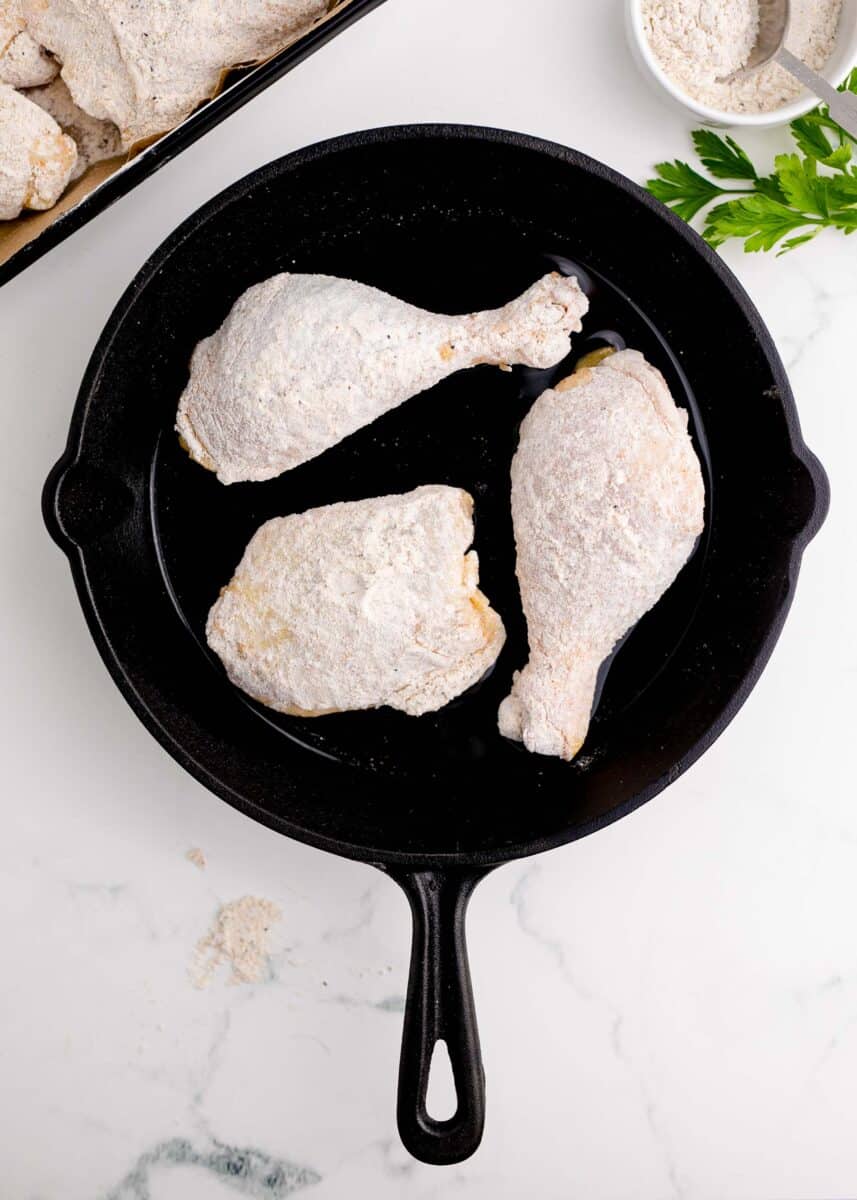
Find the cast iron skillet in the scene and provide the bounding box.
[43,125,829,1166]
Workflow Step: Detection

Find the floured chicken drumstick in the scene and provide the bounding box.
[207,486,505,717]
[1,0,57,88]
[499,350,705,761]
[23,0,330,148]
[0,81,76,219]
[177,272,589,484]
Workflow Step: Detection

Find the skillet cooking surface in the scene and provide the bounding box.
[152,249,712,772]
[47,127,826,864]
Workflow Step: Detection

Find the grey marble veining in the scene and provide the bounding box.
[104,1139,320,1199]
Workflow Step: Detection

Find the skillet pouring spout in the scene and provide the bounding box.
[795,443,830,546]
[43,455,137,551]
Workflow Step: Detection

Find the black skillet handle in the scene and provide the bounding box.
[384,865,493,1165]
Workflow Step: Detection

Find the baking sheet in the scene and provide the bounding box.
[0,0,385,283]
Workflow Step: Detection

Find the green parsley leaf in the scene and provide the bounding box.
[826,172,857,207]
[703,196,820,253]
[791,114,853,168]
[822,143,853,170]
[691,130,758,180]
[778,231,821,254]
[791,115,836,161]
[755,174,788,203]
[646,160,736,221]
[840,67,857,96]
[774,153,824,213]
[830,207,857,232]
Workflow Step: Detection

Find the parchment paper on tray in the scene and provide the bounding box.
[0,0,354,271]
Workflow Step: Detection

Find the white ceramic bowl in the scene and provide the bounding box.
[626,0,857,127]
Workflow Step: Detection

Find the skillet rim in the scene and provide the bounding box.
[43,123,830,868]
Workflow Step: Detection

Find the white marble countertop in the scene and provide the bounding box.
[1,1,855,1196]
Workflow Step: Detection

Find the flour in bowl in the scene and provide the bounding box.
[642,0,843,113]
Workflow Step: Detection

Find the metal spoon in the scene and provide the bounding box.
[721,0,857,139]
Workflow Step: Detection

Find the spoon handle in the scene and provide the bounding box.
[776,48,857,140]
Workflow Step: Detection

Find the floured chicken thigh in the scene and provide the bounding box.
[0,81,76,218]
[26,77,121,180]
[499,350,705,761]
[207,486,505,717]
[0,0,56,88]
[177,272,589,484]
[23,0,329,148]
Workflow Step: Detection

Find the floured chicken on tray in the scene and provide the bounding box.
[207,486,506,718]
[23,0,330,148]
[26,77,121,182]
[0,80,76,219]
[499,349,705,761]
[177,272,589,483]
[0,0,334,222]
[1,0,56,88]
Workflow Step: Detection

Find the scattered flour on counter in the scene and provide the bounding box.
[642,0,843,112]
[190,896,281,988]
[185,846,207,870]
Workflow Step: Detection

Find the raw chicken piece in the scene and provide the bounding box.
[23,0,329,148]
[207,486,505,717]
[498,350,705,760]
[0,80,76,219]
[26,77,121,180]
[177,272,589,485]
[0,0,56,88]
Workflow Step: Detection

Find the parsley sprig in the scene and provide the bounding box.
[646,70,857,253]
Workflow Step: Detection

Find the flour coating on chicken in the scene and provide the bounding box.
[23,0,330,148]
[207,486,506,717]
[499,350,705,760]
[25,76,121,179]
[0,0,56,88]
[0,80,76,219]
[177,271,589,485]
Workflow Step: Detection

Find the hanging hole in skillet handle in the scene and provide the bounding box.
[383,865,494,1165]
[426,1039,457,1120]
